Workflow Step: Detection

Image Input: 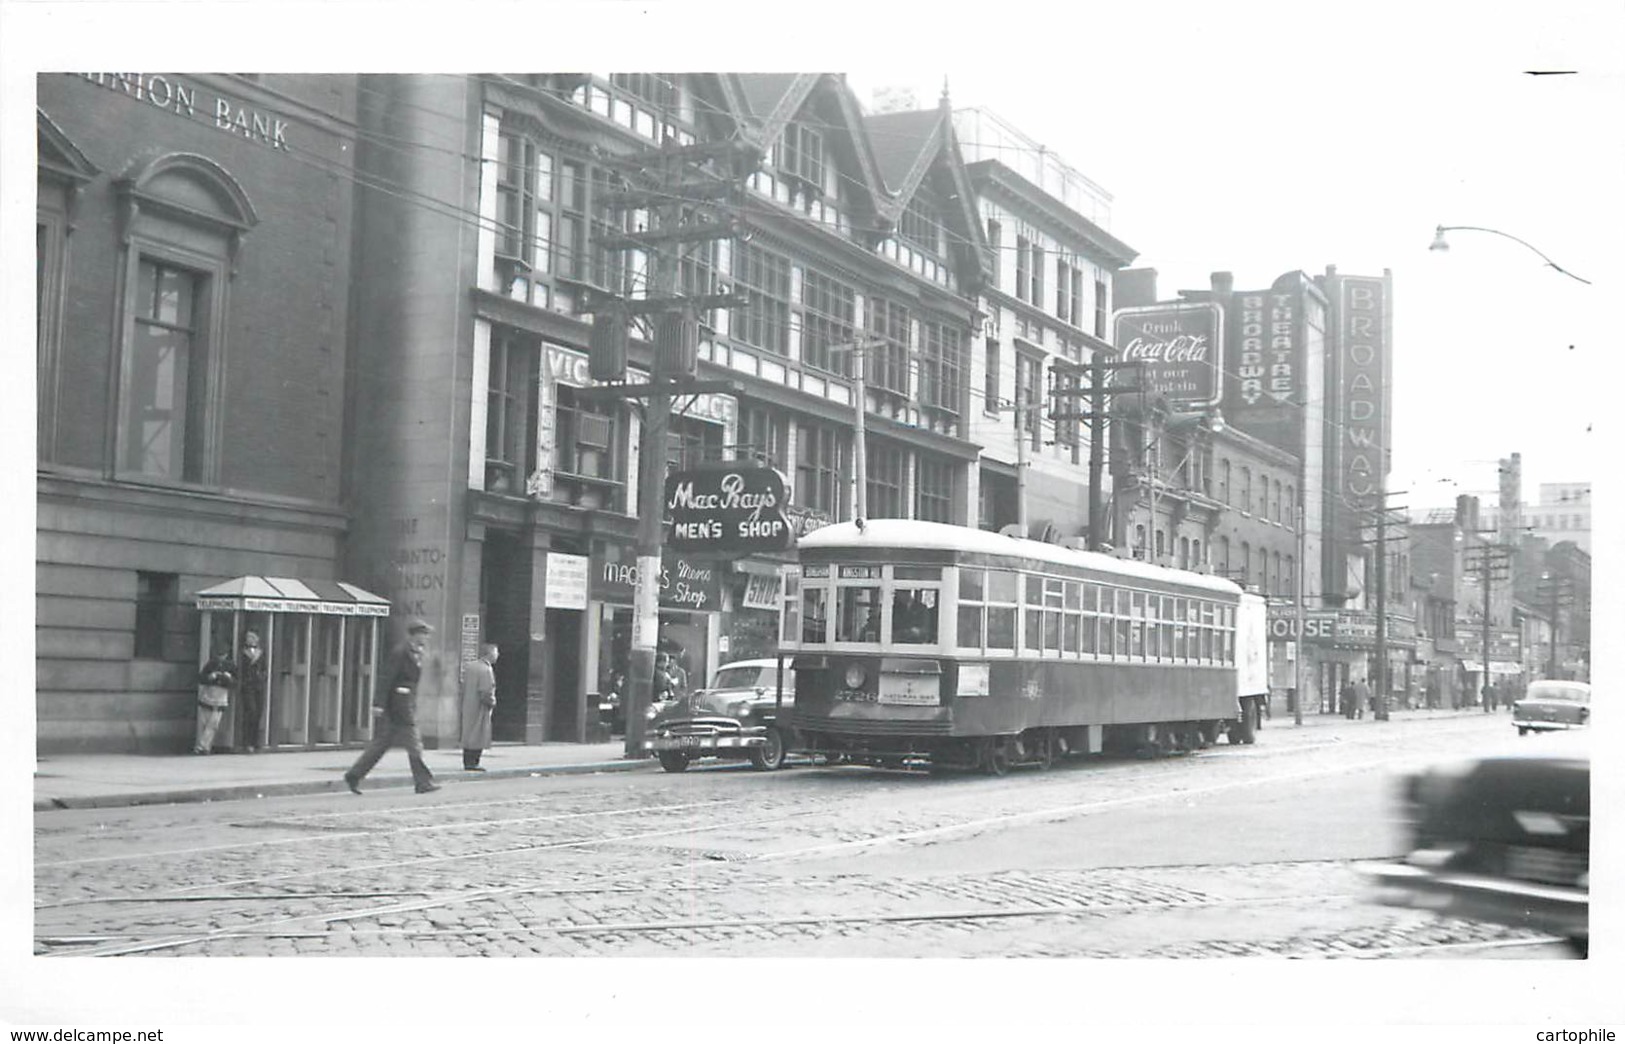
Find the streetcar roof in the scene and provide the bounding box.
[797,519,1245,595]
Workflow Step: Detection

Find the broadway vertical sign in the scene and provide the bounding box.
[1337,274,1390,501]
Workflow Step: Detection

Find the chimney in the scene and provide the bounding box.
[1210,271,1234,297]
[1113,268,1158,309]
[1455,494,1480,534]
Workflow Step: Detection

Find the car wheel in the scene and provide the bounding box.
[749,727,786,771]
[657,751,690,773]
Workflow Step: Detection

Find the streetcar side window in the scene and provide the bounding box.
[801,585,828,643]
[1173,597,1187,661]
[1062,581,1081,656]
[986,569,1018,650]
[1131,591,1147,660]
[1113,588,1131,660]
[1080,582,1099,657]
[958,568,985,649]
[1160,596,1175,662]
[780,569,801,644]
[1023,575,1043,653]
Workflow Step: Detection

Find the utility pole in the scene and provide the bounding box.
[1293,502,1305,726]
[577,133,756,759]
[1051,358,1145,550]
[1348,491,1407,721]
[1465,535,1513,710]
[828,338,886,526]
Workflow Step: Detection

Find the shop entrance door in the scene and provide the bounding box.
[547,608,582,741]
[482,531,532,743]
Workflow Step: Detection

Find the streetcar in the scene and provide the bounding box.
[780,519,1268,773]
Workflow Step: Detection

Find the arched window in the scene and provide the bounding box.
[113,152,257,484]
[1220,459,1231,505]
[1240,467,1252,514]
[1239,541,1250,585]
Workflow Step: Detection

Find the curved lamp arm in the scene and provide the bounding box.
[1430,224,1591,285]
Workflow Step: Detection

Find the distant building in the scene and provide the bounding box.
[1523,482,1591,554]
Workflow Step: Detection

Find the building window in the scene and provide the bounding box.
[1057,258,1070,321]
[1272,551,1283,595]
[1256,547,1268,591]
[1219,536,1231,576]
[795,421,849,518]
[917,316,965,420]
[608,73,679,112]
[916,456,953,523]
[1240,468,1252,514]
[134,571,177,661]
[774,121,826,196]
[1094,279,1108,339]
[1015,350,1043,448]
[1286,554,1295,594]
[667,413,724,470]
[737,405,787,469]
[485,331,539,493]
[1285,484,1296,527]
[1029,240,1045,307]
[866,440,906,519]
[986,219,1001,288]
[1258,474,1269,516]
[801,267,856,375]
[733,241,791,355]
[1219,459,1231,505]
[899,190,945,260]
[866,297,911,397]
[1015,235,1031,303]
[1272,478,1282,522]
[124,259,209,482]
[984,338,1000,410]
[1071,267,1085,329]
[1239,541,1250,585]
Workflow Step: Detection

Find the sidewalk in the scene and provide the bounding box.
[35,706,1497,812]
[33,739,651,812]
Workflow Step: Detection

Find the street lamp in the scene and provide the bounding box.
[1429,224,1591,284]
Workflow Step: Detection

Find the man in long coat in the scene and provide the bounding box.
[460,643,499,770]
[343,618,438,795]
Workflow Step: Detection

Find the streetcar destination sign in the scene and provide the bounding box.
[664,464,795,554]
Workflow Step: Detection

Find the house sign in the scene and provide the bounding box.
[664,464,794,554]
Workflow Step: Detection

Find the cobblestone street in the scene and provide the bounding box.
[33,712,1567,959]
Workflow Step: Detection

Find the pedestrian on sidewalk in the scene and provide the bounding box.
[1340,680,1357,720]
[460,642,499,770]
[236,630,267,753]
[1354,678,1370,719]
[194,646,236,754]
[344,618,439,795]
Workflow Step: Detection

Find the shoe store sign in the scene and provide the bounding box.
[664,464,794,554]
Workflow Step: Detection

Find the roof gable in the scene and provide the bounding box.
[863,99,990,285]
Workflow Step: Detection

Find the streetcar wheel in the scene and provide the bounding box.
[658,751,691,773]
[749,728,786,771]
[1199,721,1221,747]
[982,739,1010,776]
[1036,733,1055,771]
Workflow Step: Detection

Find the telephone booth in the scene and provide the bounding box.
[194,577,389,751]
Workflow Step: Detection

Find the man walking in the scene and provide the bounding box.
[344,618,439,795]
[460,643,499,770]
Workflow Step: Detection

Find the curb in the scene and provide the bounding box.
[33,757,656,813]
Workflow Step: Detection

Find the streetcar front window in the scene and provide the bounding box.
[892,588,939,645]
[838,585,883,643]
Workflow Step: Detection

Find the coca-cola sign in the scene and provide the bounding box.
[1111,302,1222,407]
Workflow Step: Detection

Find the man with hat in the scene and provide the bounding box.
[344,617,440,794]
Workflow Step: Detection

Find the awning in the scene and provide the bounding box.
[195,576,391,617]
[1460,660,1522,676]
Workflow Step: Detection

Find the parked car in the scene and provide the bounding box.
[1513,679,1591,735]
[1364,729,1589,956]
[642,659,797,773]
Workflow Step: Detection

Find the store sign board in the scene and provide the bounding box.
[741,572,782,611]
[591,552,723,612]
[664,465,794,554]
[1112,302,1222,407]
[543,553,590,610]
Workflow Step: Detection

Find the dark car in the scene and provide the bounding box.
[642,659,797,773]
[1513,679,1591,736]
[1365,730,1589,956]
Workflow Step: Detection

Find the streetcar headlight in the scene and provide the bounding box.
[844,663,867,689]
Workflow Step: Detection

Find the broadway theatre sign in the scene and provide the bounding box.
[664,464,795,555]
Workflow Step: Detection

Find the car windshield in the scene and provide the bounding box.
[711,665,773,690]
[1527,682,1590,703]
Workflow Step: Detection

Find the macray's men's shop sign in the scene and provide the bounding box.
[664,465,795,554]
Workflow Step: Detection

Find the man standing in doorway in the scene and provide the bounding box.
[460,643,499,771]
[237,630,267,753]
[344,618,439,795]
